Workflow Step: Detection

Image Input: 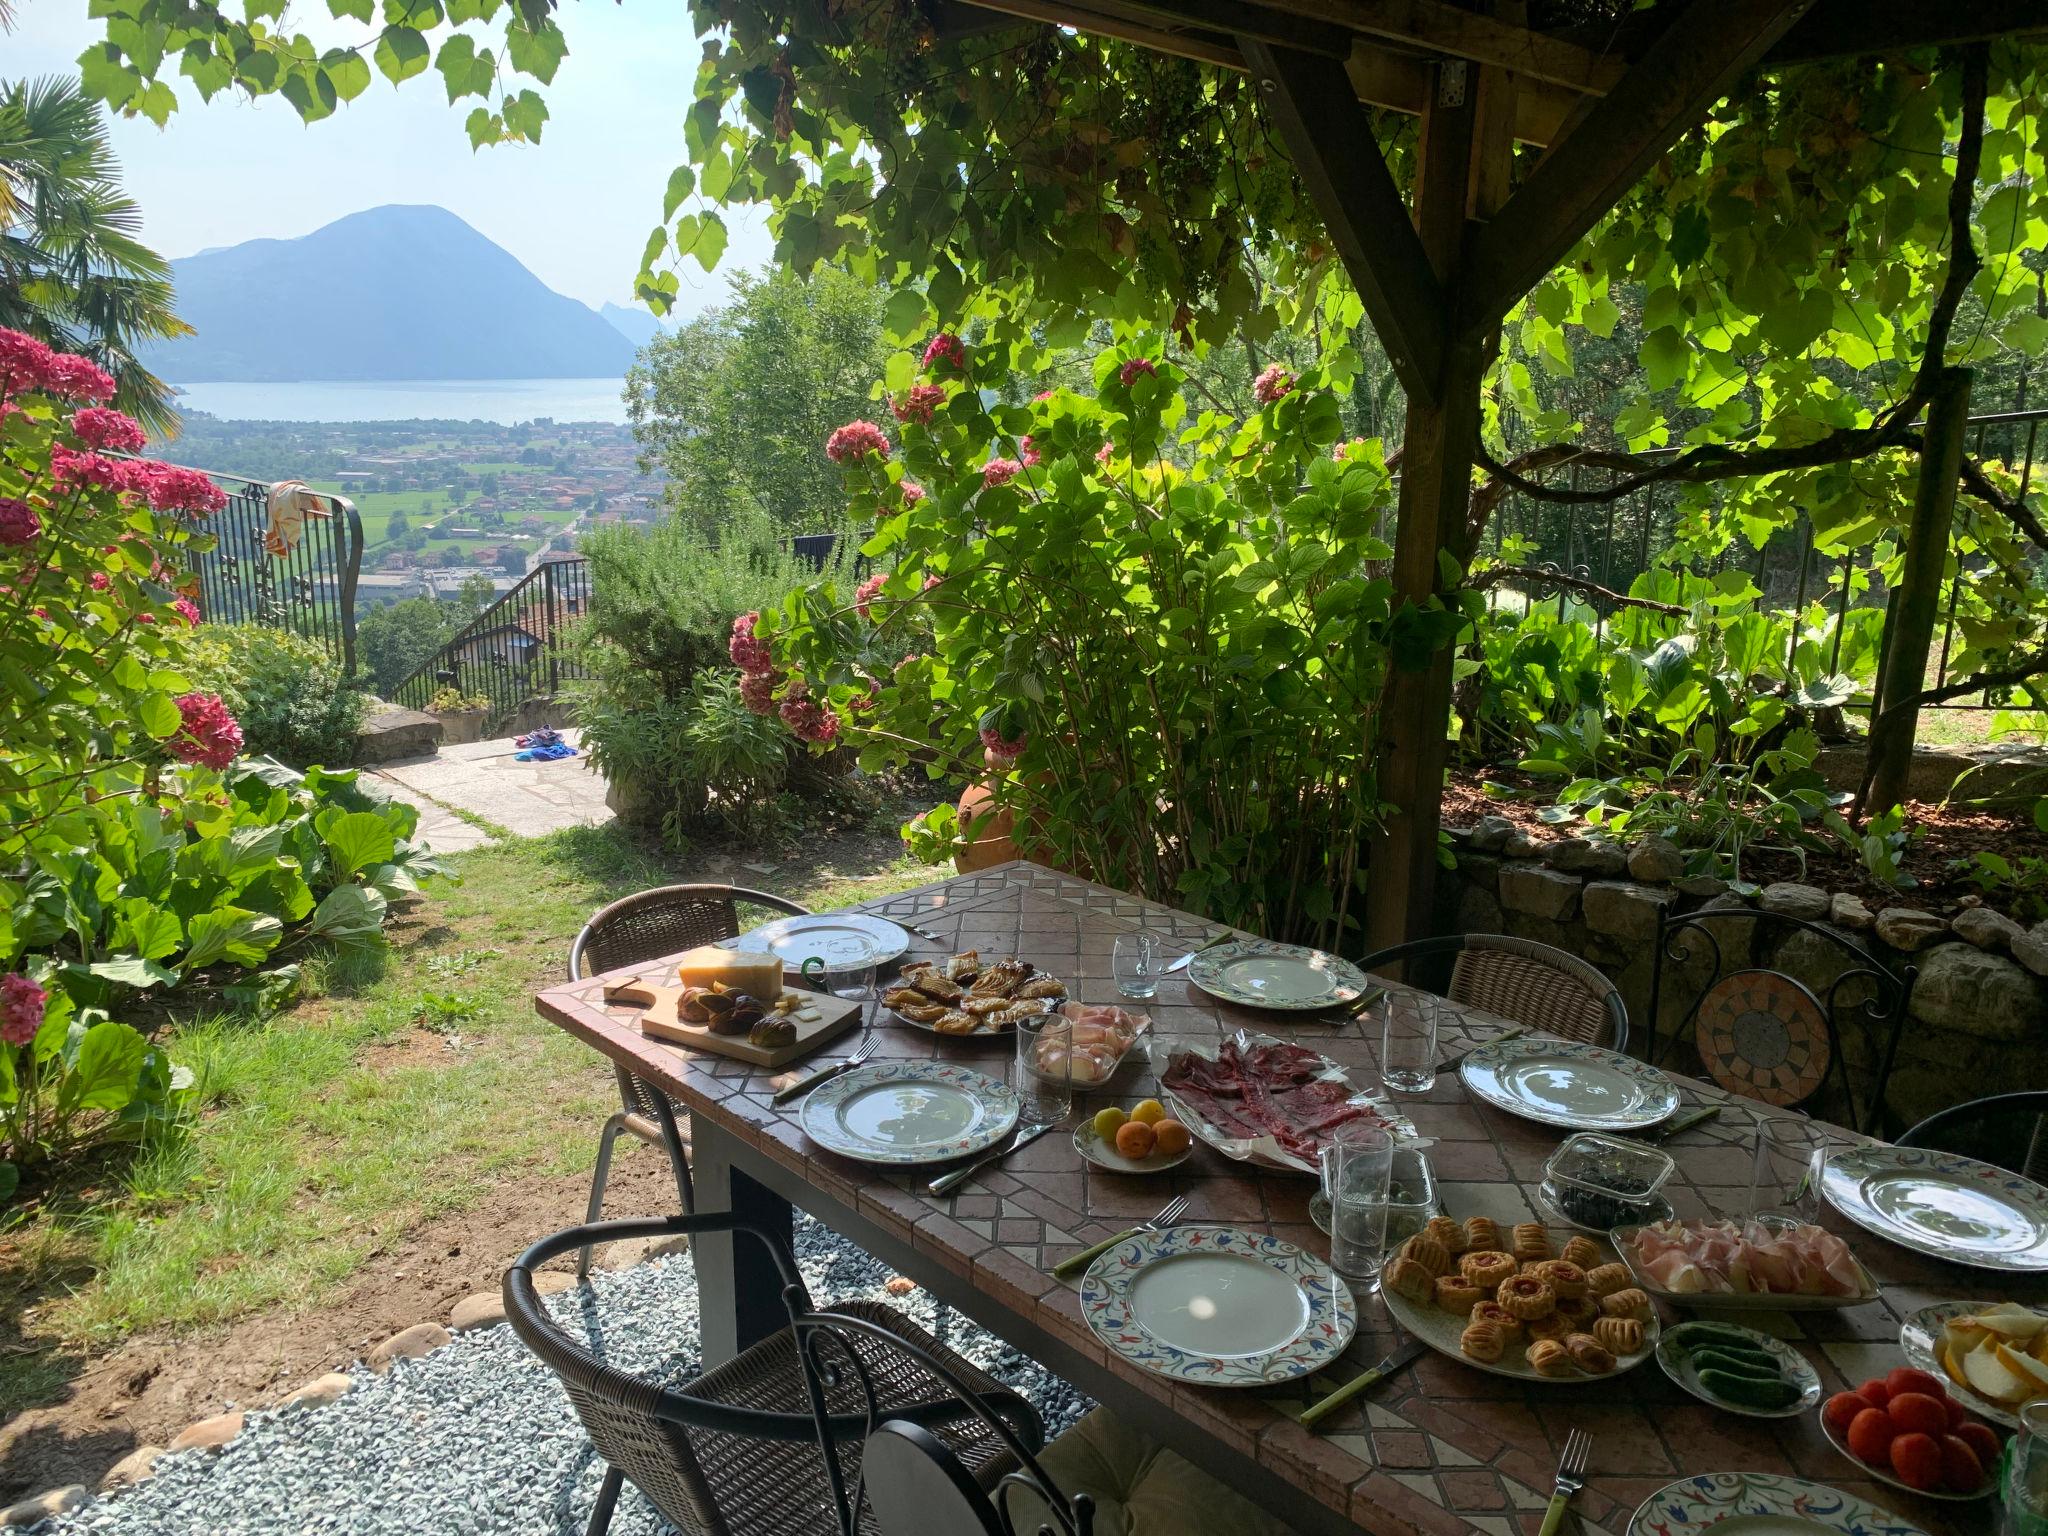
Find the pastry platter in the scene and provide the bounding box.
[1625,1473,1932,1536]
[1459,1035,1681,1132]
[799,1060,1019,1166]
[1183,938,1372,1011]
[1819,1145,2048,1273]
[883,949,1069,1036]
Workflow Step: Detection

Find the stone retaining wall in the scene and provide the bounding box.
[1435,818,2048,1134]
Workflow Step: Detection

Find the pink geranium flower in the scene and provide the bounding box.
[1253,363,1295,405]
[900,480,925,506]
[1018,435,1041,468]
[982,457,1024,489]
[729,611,774,675]
[72,406,147,454]
[0,497,39,546]
[891,384,946,426]
[922,332,966,373]
[0,972,46,1048]
[1117,358,1156,387]
[168,692,243,770]
[825,420,891,464]
[855,570,890,620]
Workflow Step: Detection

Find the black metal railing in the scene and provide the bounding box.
[392,556,593,726]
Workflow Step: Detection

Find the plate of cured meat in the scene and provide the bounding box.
[882,950,1068,1036]
[1611,1216,1880,1311]
[1158,1030,1413,1175]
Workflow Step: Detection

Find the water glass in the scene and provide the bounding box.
[2000,1401,2048,1536]
[1376,993,1439,1095]
[805,953,878,1013]
[1112,934,1159,1001]
[1748,1111,1830,1220]
[1015,1013,1075,1126]
[1320,1122,1395,1288]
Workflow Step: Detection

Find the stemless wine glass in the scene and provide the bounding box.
[1374,992,1439,1095]
[1748,1110,1830,1220]
[1016,1012,1075,1127]
[1320,1122,1394,1289]
[1112,934,1158,1001]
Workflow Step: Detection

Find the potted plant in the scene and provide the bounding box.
[426,685,491,745]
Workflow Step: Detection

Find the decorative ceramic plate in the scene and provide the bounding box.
[1627,1473,1932,1536]
[1382,1227,1658,1384]
[1899,1301,2043,1429]
[1073,1122,1192,1175]
[723,912,910,972]
[1610,1216,1882,1312]
[800,1061,1019,1166]
[1079,1225,1355,1387]
[1656,1320,1822,1419]
[1460,1036,1681,1132]
[1185,939,1371,1011]
[1160,1031,1416,1176]
[1820,1146,2048,1273]
[1818,1412,1994,1503]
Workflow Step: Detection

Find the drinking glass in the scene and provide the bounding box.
[1376,993,1439,1095]
[1748,1110,1829,1220]
[1015,1013,1075,1127]
[1112,934,1158,1001]
[2001,1400,2048,1536]
[1321,1122,1395,1289]
[803,953,878,1012]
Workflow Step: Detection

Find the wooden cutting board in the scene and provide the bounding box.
[603,979,861,1068]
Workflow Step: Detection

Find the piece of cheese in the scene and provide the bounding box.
[673,945,783,1001]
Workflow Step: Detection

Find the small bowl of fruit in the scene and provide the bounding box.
[1819,1366,2005,1501]
[1075,1100,1194,1173]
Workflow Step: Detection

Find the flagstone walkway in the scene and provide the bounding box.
[367,730,613,852]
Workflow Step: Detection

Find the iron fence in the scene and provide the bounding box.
[391,556,593,725]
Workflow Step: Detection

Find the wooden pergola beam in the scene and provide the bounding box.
[1252,0,1624,95]
[1462,0,1816,328]
[1240,39,1449,407]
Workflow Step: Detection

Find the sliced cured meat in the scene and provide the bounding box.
[1162,1036,1395,1164]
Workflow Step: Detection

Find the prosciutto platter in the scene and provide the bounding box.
[1160,1030,1416,1174]
[1614,1215,1880,1310]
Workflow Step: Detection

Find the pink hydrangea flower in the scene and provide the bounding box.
[922,573,942,591]
[89,571,112,592]
[167,692,243,771]
[825,420,891,464]
[729,611,774,675]
[1332,437,1366,461]
[131,462,227,516]
[1018,435,1041,468]
[1117,358,1157,387]
[855,570,890,620]
[50,443,129,493]
[42,351,116,403]
[0,497,39,546]
[980,722,1028,766]
[891,384,946,426]
[922,332,966,372]
[72,406,147,454]
[900,480,925,506]
[171,597,201,625]
[0,330,56,399]
[1094,442,1115,465]
[1253,363,1295,405]
[779,691,840,743]
[0,972,46,1048]
[982,457,1024,489]
[738,670,779,715]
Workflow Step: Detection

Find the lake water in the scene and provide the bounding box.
[171,378,630,425]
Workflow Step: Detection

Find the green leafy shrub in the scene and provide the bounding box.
[178,624,367,768]
[426,685,489,713]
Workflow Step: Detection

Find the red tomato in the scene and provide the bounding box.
[1889,1431,1944,1492]
[1944,1395,1968,1431]
[1847,1407,1897,1465]
[1939,1434,1985,1494]
[1823,1392,1874,1437]
[1858,1378,1893,1408]
[1887,1368,1948,1403]
[1953,1422,2001,1468]
[1888,1393,1949,1438]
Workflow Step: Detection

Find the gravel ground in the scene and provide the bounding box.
[41,1218,1090,1536]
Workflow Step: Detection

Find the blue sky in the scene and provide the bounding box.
[11,0,772,316]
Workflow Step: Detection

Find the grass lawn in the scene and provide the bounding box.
[0,811,933,1414]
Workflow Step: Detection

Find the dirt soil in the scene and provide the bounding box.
[1442,768,2048,915]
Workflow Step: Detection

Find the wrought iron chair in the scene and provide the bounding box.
[505,1213,1034,1536]
[1898,1091,2048,1182]
[1646,905,1914,1135]
[567,884,811,1276]
[1358,933,1629,1054]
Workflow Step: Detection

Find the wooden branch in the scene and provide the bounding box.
[1466,564,1687,615]
[1240,38,1449,408]
[1249,0,1626,95]
[1873,648,2048,728]
[1957,452,2048,553]
[1463,0,1815,327]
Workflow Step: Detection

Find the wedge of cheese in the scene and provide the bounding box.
[673,945,783,1001]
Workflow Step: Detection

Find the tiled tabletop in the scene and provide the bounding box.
[534,861,2010,1536]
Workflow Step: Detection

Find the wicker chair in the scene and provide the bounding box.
[1357,933,1629,1054]
[1898,1091,2048,1182]
[567,884,811,1276]
[506,1214,1035,1536]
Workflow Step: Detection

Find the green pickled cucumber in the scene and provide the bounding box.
[1686,1347,1783,1382]
[1676,1323,1769,1353]
[1696,1367,1801,1409]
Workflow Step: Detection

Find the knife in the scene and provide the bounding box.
[1642,1104,1721,1143]
[1434,1024,1527,1075]
[1296,1337,1428,1428]
[1165,933,1234,973]
[927,1120,1056,1196]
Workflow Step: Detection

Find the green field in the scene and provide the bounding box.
[310,482,583,554]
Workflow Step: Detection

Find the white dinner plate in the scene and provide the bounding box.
[1185,939,1371,1010]
[1459,1036,1680,1131]
[723,912,911,972]
[800,1061,1018,1166]
[1627,1473,1932,1536]
[1820,1145,2048,1273]
[1079,1225,1354,1386]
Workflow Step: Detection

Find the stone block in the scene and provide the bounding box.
[1581,881,1674,944]
[281,1372,354,1410]
[449,1293,507,1332]
[1830,892,1875,931]
[1544,837,1628,877]
[1,1487,88,1527]
[367,1322,451,1372]
[2015,921,2048,978]
[1875,908,1949,952]
[1454,852,1501,897]
[98,1447,163,1492]
[1767,922,1864,1002]
[1758,882,1830,922]
[169,1412,243,1454]
[1467,815,1515,853]
[1953,907,2022,953]
[1456,880,1504,936]
[1907,944,2046,1040]
[1626,836,1684,883]
[1501,828,1544,860]
[1676,875,1729,898]
[1498,864,1582,921]
[354,704,443,765]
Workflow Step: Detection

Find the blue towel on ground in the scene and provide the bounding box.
[514,742,577,762]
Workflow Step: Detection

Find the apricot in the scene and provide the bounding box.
[1114,1120,1157,1159]
[1152,1119,1191,1157]
[1131,1098,1166,1126]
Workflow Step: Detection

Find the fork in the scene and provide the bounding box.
[1537,1429,1592,1536]
[1051,1194,1190,1279]
[773,1031,876,1104]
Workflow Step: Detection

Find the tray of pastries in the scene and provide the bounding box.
[884,950,1069,1036]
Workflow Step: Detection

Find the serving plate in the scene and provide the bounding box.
[1159,1030,1414,1176]
[1656,1320,1821,1420]
[1079,1225,1355,1387]
[1073,1121,1192,1175]
[1626,1473,1931,1536]
[1610,1216,1882,1312]
[1185,938,1371,1011]
[799,1060,1018,1166]
[1820,1145,2048,1274]
[1459,1036,1680,1132]
[1818,1412,1994,1503]
[1898,1300,2042,1429]
[723,912,911,972]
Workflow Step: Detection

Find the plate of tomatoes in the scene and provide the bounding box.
[1819,1366,2005,1502]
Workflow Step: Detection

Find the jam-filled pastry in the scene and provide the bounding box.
[1458,1251,1519,1292]
[1470,1300,1523,1339]
[1460,1320,1507,1363]
[1464,1216,1502,1253]
[1559,1235,1602,1270]
[1425,1215,1469,1256]
[1525,1338,1574,1378]
[1564,1332,1617,1374]
[1525,1310,1574,1341]
[1400,1233,1451,1279]
[1384,1256,1436,1306]
[1583,1261,1633,1298]
[1556,1294,1599,1327]
[1512,1223,1552,1263]
[1499,1274,1557,1320]
[1434,1274,1484,1316]
[1591,1316,1643,1355]
[1599,1287,1653,1324]
[1531,1260,1589,1300]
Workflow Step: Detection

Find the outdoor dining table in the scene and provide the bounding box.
[533,859,2010,1536]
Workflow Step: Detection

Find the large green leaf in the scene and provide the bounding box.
[181,907,284,971]
[55,1020,148,1115]
[309,885,391,950]
[317,809,399,878]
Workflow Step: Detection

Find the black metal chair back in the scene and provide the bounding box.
[1898,1091,2048,1182]
[1647,906,1915,1134]
[1359,933,1629,1054]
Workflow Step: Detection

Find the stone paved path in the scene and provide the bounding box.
[368,730,613,853]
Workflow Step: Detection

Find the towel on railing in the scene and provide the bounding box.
[262,480,330,558]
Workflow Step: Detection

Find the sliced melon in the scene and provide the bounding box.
[1963,1341,2031,1405]
[1976,1303,2048,1340]
[1999,1342,2048,1394]
[1941,1338,1971,1390]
